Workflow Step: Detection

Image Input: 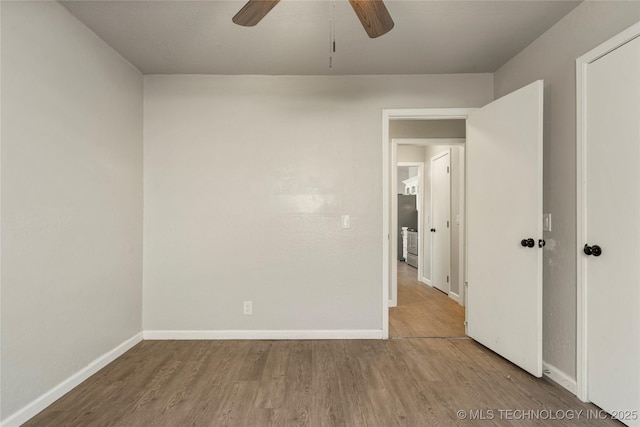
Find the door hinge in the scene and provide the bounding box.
[447,275,449,283]
[464,321,468,326]
[447,166,450,173]
[447,220,449,228]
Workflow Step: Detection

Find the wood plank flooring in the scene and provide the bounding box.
[390,261,465,337]
[23,262,619,426]
[24,339,620,426]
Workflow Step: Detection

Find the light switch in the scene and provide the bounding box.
[341,215,350,229]
[543,213,552,232]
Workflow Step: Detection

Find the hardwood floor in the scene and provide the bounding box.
[24,263,618,426]
[25,339,620,426]
[390,261,465,337]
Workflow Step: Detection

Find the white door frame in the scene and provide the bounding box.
[576,22,640,402]
[382,109,475,339]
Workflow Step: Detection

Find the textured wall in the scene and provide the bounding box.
[143,74,493,332]
[1,1,143,418]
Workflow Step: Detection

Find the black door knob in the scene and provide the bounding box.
[538,239,546,248]
[431,228,436,232]
[584,244,603,257]
[521,238,535,248]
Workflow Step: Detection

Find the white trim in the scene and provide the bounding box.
[1,332,143,427]
[458,146,466,307]
[395,138,465,147]
[388,137,398,308]
[383,108,477,120]
[449,292,461,304]
[575,21,640,403]
[0,2,3,424]
[534,81,545,378]
[382,109,475,339]
[382,110,390,339]
[420,277,432,287]
[543,362,577,395]
[143,330,384,340]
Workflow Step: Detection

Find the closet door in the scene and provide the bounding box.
[583,34,640,426]
[430,150,451,294]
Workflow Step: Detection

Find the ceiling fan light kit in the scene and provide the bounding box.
[232,0,394,38]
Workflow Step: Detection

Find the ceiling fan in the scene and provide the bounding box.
[232,0,395,38]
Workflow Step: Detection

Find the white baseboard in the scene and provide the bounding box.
[420,277,432,286]
[1,332,143,427]
[449,291,461,304]
[143,329,384,340]
[543,361,577,395]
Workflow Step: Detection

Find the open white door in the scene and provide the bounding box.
[466,80,543,377]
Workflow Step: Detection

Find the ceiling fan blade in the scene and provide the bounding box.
[348,0,394,38]
[232,0,281,27]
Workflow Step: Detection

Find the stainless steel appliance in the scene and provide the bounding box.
[406,230,418,268]
[397,194,418,261]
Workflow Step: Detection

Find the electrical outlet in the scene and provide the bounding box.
[243,300,252,315]
[341,214,350,229]
[543,213,552,232]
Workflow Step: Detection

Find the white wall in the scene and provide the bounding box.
[397,167,409,194]
[389,118,466,293]
[1,1,143,420]
[397,145,425,163]
[143,74,492,333]
[397,166,419,195]
[390,119,466,139]
[494,1,640,378]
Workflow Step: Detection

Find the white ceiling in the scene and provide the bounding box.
[60,0,581,75]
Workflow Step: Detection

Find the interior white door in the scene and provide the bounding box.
[431,151,451,293]
[585,36,640,426]
[466,80,543,377]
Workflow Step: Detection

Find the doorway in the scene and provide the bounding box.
[382,83,544,378]
[389,133,467,338]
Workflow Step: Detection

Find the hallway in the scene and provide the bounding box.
[390,261,465,337]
